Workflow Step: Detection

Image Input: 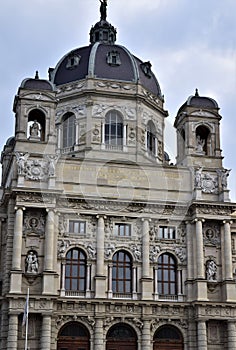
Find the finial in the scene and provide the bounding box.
[35,71,39,79]
[195,88,199,96]
[99,0,107,21]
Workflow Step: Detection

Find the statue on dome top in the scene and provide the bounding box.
[100,0,107,21]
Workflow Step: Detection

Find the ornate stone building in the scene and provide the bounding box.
[0,2,236,350]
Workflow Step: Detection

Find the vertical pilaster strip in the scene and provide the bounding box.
[96,216,105,276]
[45,210,54,271]
[40,315,51,350]
[94,318,104,350]
[142,218,150,278]
[197,320,207,350]
[224,220,233,280]
[12,207,24,270]
[142,320,151,350]
[228,321,236,350]
[195,219,205,279]
[7,314,18,350]
[186,221,193,279]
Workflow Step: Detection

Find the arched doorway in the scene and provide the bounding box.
[153,325,183,350]
[57,322,90,350]
[106,323,137,350]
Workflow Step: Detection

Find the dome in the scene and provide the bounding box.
[48,3,162,98]
[49,43,162,97]
[21,71,55,91]
[177,89,219,114]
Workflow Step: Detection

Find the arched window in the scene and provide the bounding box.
[62,112,76,149]
[158,253,177,296]
[112,251,132,294]
[153,325,183,350]
[106,323,137,350]
[57,322,90,350]
[105,110,123,147]
[147,120,156,156]
[28,109,45,141]
[65,248,86,291]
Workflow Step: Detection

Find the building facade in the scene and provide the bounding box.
[1,2,236,349]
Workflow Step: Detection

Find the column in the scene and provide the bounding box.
[96,216,105,276]
[142,219,150,278]
[94,318,104,350]
[123,124,127,147]
[197,320,207,350]
[86,264,91,292]
[7,314,18,350]
[228,321,236,350]
[101,122,105,144]
[186,221,193,279]
[223,220,233,280]
[12,207,24,270]
[75,119,79,145]
[43,210,56,294]
[195,219,204,278]
[44,210,55,271]
[155,137,158,157]
[57,125,61,149]
[41,315,51,350]
[95,216,106,298]
[142,320,151,350]
[141,219,152,299]
[154,267,158,300]
[108,264,113,298]
[61,262,66,295]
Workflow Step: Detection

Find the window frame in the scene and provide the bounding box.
[105,110,123,147]
[68,220,86,235]
[112,250,132,294]
[159,225,176,240]
[157,253,177,296]
[62,113,76,149]
[114,223,131,237]
[65,248,87,292]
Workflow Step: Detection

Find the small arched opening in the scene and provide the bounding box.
[57,322,90,350]
[195,125,210,155]
[106,323,137,350]
[153,325,184,350]
[28,109,45,141]
[147,120,156,156]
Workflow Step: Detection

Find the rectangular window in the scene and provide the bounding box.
[114,223,131,236]
[69,220,86,234]
[159,226,176,239]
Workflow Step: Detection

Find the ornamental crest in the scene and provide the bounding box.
[194,167,218,194]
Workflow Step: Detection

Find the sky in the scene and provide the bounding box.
[0,0,236,198]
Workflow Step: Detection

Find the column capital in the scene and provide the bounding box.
[14,206,25,211]
[223,220,233,225]
[96,215,106,220]
[193,218,205,223]
[46,208,56,214]
[141,218,151,222]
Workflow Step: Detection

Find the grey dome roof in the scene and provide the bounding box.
[50,43,162,97]
[177,89,219,114]
[21,71,55,91]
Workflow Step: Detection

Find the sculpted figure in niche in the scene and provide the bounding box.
[221,169,231,189]
[30,120,40,137]
[194,167,203,188]
[15,152,29,175]
[206,260,217,281]
[26,251,39,274]
[196,134,205,153]
[29,217,39,229]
